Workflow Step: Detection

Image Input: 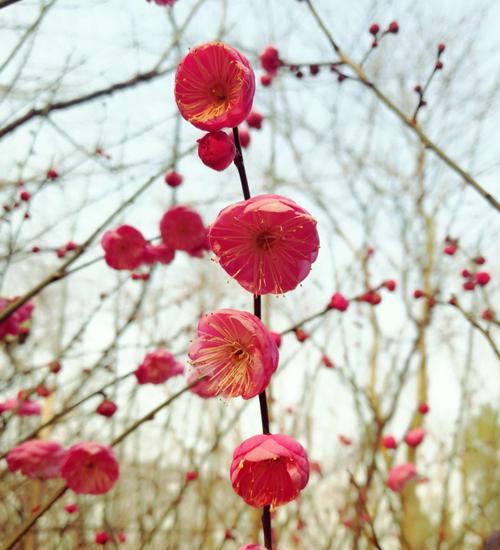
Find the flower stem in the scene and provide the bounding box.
[233,126,273,550]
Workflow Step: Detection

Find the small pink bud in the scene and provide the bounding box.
[388,21,399,33]
[96,399,117,418]
[49,361,61,373]
[461,269,471,278]
[322,355,333,368]
[404,427,425,448]
[260,73,273,87]
[309,64,320,76]
[384,279,397,292]
[185,470,198,482]
[164,170,183,187]
[64,502,78,514]
[435,60,443,70]
[474,256,486,265]
[382,435,397,449]
[414,84,422,93]
[463,280,476,291]
[413,289,424,299]
[95,531,110,545]
[482,309,493,321]
[246,111,264,130]
[31,246,40,253]
[418,403,429,414]
[47,168,59,180]
[369,23,380,35]
[437,43,445,54]
[443,244,456,255]
[328,292,349,311]
[20,191,31,202]
[475,271,490,286]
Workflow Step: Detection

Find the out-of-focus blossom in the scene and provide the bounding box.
[135,349,184,385]
[6,440,66,479]
[0,298,34,341]
[197,131,236,171]
[387,463,419,492]
[101,225,147,270]
[60,442,120,495]
[259,46,282,76]
[160,205,208,256]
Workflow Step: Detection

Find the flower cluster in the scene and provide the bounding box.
[5,440,119,495]
[101,205,209,273]
[0,297,34,342]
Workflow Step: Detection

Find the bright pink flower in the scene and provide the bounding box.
[0,297,34,340]
[96,400,117,418]
[64,502,78,514]
[101,225,147,270]
[209,194,320,295]
[475,271,490,286]
[246,111,264,129]
[270,331,281,348]
[60,442,119,495]
[188,309,278,399]
[95,531,110,545]
[135,349,184,385]
[381,435,397,450]
[160,205,208,255]
[259,46,282,76]
[443,244,457,255]
[238,127,251,148]
[142,243,175,265]
[0,397,41,416]
[197,131,236,171]
[6,440,66,479]
[387,463,419,492]
[175,42,255,131]
[230,434,309,508]
[404,427,426,448]
[328,292,349,311]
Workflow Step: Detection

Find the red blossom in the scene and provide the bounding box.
[328,292,349,311]
[246,111,264,129]
[164,170,183,187]
[404,427,426,448]
[96,399,118,418]
[259,46,282,76]
[101,225,147,271]
[230,434,309,508]
[135,349,184,385]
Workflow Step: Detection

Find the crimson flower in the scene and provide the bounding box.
[101,225,147,270]
[160,205,208,255]
[135,349,184,385]
[6,440,66,479]
[209,194,320,295]
[175,42,255,131]
[60,442,119,495]
[230,434,309,507]
[188,309,278,399]
[259,46,282,76]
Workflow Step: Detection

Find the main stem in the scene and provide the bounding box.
[232,127,272,549]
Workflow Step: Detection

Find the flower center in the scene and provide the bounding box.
[210,83,228,103]
[256,231,278,250]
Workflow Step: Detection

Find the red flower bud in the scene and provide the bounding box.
[369,23,380,35]
[418,403,429,414]
[246,111,264,130]
[260,73,273,87]
[197,131,236,171]
[388,21,399,33]
[294,328,308,342]
[475,271,490,286]
[164,170,183,187]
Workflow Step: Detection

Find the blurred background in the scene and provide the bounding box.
[0,0,499,548]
